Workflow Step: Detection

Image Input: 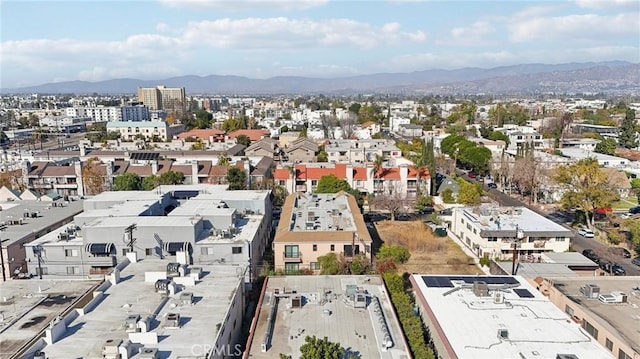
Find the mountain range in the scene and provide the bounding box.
[3,61,639,95]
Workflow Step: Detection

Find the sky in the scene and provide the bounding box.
[1,0,639,88]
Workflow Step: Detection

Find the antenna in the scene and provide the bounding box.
[33,245,44,280]
[124,224,137,253]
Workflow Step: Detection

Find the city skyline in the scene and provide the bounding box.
[1,0,639,89]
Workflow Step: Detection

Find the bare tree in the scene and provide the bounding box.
[435,153,455,176]
[320,114,336,139]
[339,113,358,139]
[370,181,408,220]
[513,154,541,205]
[491,154,515,191]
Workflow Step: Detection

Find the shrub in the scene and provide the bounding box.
[375,256,397,274]
[442,188,455,203]
[376,244,411,264]
[479,257,491,267]
[607,230,622,245]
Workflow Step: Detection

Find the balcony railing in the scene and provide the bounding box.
[283,252,302,263]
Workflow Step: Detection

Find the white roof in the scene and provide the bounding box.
[411,274,613,359]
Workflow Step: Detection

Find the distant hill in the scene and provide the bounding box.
[2,61,638,95]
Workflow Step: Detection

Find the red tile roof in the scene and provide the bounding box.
[274,168,291,180]
[177,129,225,140]
[228,129,270,141]
[126,165,152,177]
[294,163,347,180]
[353,167,368,180]
[408,166,430,179]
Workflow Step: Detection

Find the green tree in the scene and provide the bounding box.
[317,150,328,162]
[487,131,510,147]
[217,153,229,166]
[158,171,185,185]
[442,188,455,203]
[316,174,351,193]
[271,184,288,207]
[235,134,251,147]
[619,109,638,149]
[194,109,213,129]
[349,254,368,275]
[376,244,410,264]
[623,219,640,247]
[190,139,205,150]
[226,167,247,190]
[630,178,640,189]
[317,253,343,275]
[142,175,158,190]
[554,158,618,229]
[594,138,617,155]
[415,194,433,211]
[114,173,142,191]
[457,178,482,205]
[299,335,352,359]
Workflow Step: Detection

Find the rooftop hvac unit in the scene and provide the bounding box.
[598,292,628,304]
[33,351,46,359]
[556,355,579,359]
[579,284,600,299]
[493,291,504,304]
[473,281,489,297]
[180,292,194,306]
[138,347,159,359]
[124,314,140,332]
[497,329,509,340]
[166,262,180,274]
[155,279,171,294]
[102,338,123,359]
[164,313,181,328]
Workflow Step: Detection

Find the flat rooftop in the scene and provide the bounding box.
[0,279,101,357]
[248,275,410,359]
[548,276,640,354]
[0,199,84,245]
[559,148,629,162]
[168,200,236,217]
[410,274,613,359]
[38,259,244,359]
[82,215,199,228]
[197,215,263,244]
[459,206,572,236]
[291,193,356,232]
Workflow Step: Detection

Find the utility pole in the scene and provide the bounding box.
[511,224,524,275]
[0,238,6,282]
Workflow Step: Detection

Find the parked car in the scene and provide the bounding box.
[578,228,595,238]
[582,249,600,263]
[632,257,640,267]
[629,206,640,215]
[487,183,498,189]
[599,261,626,276]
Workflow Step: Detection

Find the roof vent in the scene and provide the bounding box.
[498,329,509,340]
[473,281,489,297]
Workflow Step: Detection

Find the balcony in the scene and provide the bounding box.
[86,255,117,267]
[283,252,302,263]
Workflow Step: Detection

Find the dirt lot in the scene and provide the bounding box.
[374,220,481,275]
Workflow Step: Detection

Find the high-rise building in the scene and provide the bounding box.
[137,85,186,111]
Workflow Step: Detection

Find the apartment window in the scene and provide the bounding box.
[487,237,498,242]
[605,338,613,351]
[555,237,565,241]
[278,180,286,186]
[66,266,79,275]
[582,320,598,340]
[311,180,318,186]
[618,350,632,359]
[284,263,299,274]
[330,244,335,251]
[473,228,477,234]
[65,249,78,257]
[466,223,471,230]
[565,305,574,316]
[461,218,465,225]
[284,245,299,258]
[312,244,317,252]
[232,247,242,254]
[201,247,214,255]
[145,248,154,256]
[310,262,320,270]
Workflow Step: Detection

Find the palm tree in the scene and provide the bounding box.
[373,154,385,195]
[287,165,297,195]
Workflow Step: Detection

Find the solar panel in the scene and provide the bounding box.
[513,288,535,298]
[131,152,159,161]
[447,276,520,285]
[422,276,454,288]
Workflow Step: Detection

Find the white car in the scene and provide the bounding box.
[578,228,595,238]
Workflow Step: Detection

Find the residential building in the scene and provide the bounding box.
[64,105,150,122]
[450,205,572,261]
[273,192,372,273]
[559,138,600,152]
[283,137,318,163]
[39,115,91,132]
[398,123,423,138]
[106,121,185,141]
[325,139,402,164]
[244,138,280,158]
[491,252,599,277]
[273,162,430,198]
[558,148,630,168]
[227,129,270,142]
[540,277,640,359]
[244,275,411,358]
[409,274,613,359]
[2,259,245,359]
[497,125,545,151]
[23,185,273,283]
[137,85,186,111]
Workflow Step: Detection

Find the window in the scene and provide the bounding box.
[201,247,214,255]
[555,237,565,241]
[310,262,320,270]
[619,349,632,359]
[473,228,477,234]
[466,223,471,230]
[232,247,242,254]
[605,338,613,351]
[284,263,299,274]
[311,180,318,186]
[487,237,497,242]
[145,248,154,256]
[582,320,598,340]
[65,249,78,257]
[330,244,335,251]
[66,266,78,275]
[284,245,299,258]
[565,305,574,316]
[312,244,317,252]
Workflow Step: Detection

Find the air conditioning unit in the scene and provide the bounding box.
[102,338,123,359]
[164,313,180,328]
[138,347,159,359]
[579,284,600,299]
[493,291,504,304]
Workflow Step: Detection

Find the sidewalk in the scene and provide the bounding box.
[446,230,492,275]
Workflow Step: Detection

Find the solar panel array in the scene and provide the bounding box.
[421,276,520,288]
[130,152,160,161]
[513,288,535,298]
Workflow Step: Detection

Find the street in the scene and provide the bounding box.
[456,170,640,276]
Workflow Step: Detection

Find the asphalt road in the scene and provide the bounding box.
[456,170,640,276]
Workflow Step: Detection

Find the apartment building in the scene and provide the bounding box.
[541,277,639,359]
[106,121,185,141]
[451,205,572,260]
[325,139,402,163]
[137,85,186,111]
[273,192,372,273]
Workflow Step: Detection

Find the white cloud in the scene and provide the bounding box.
[575,0,639,9]
[436,21,496,46]
[509,12,640,43]
[158,0,328,11]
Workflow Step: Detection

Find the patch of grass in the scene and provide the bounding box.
[612,197,639,210]
[375,220,480,274]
